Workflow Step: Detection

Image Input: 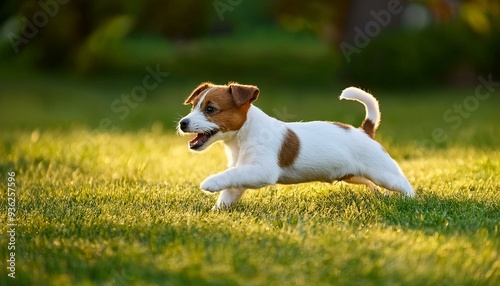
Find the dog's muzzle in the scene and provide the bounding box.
[178,118,219,150]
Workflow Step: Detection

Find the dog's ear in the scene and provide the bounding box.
[184,82,212,105]
[229,83,260,107]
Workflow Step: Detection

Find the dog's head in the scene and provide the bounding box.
[178,82,259,151]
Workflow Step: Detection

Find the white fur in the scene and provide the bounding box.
[340,87,381,128]
[180,87,415,209]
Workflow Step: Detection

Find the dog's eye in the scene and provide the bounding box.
[205,106,217,114]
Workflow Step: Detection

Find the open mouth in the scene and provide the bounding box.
[189,129,219,150]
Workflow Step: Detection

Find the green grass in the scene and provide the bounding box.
[0,132,499,285]
[0,72,499,285]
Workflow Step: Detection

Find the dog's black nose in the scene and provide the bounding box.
[179,119,189,131]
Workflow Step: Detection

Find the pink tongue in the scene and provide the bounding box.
[189,133,207,148]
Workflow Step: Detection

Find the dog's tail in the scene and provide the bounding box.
[339,87,380,139]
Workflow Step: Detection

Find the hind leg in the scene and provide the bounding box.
[343,176,389,195]
[368,171,415,197]
[359,144,415,197]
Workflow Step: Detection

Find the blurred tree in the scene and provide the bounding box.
[8,0,141,68]
[273,0,350,44]
[3,0,213,70]
[0,1,21,23]
[1,0,498,86]
[340,0,500,87]
[136,1,212,39]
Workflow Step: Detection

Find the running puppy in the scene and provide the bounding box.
[178,83,415,209]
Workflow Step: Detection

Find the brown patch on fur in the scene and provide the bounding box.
[361,119,376,138]
[229,83,259,106]
[184,82,260,132]
[330,122,353,131]
[184,82,212,106]
[278,129,301,168]
[201,87,248,131]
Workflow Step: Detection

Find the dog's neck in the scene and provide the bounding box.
[222,105,286,165]
[233,105,280,142]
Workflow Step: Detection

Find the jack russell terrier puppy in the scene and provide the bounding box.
[178,82,415,209]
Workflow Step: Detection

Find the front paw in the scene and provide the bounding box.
[201,175,225,192]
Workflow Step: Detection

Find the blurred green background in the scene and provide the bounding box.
[0,0,499,133]
[1,3,499,285]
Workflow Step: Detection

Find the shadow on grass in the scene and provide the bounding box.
[18,215,285,286]
[376,192,500,236]
[233,188,500,238]
[12,180,499,285]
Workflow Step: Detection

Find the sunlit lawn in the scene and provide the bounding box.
[0,71,499,285]
[0,129,499,285]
